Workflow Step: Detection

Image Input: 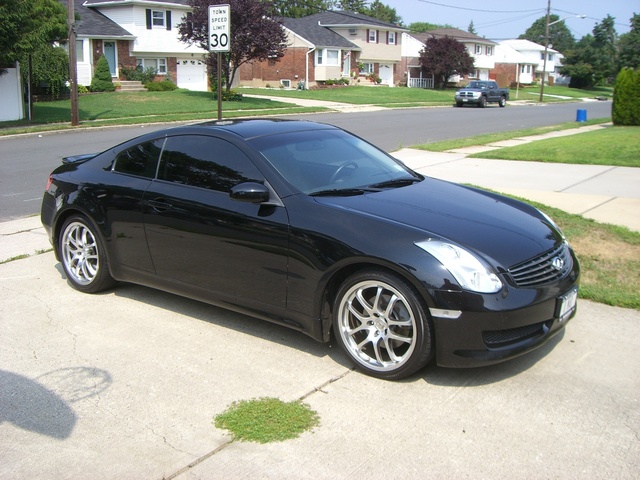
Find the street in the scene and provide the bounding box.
[0,100,612,221]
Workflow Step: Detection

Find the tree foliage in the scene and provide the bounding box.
[612,68,640,126]
[367,0,402,25]
[269,0,334,18]
[419,36,474,89]
[90,55,115,92]
[337,0,368,14]
[22,44,69,97]
[619,14,640,69]
[179,0,287,93]
[0,0,66,69]
[409,22,454,33]
[519,14,576,54]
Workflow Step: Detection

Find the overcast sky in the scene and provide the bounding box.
[380,0,635,40]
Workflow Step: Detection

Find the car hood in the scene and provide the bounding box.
[313,177,562,268]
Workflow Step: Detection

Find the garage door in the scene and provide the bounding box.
[177,59,208,92]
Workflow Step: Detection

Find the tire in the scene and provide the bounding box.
[478,96,487,108]
[333,270,434,380]
[59,215,115,293]
[499,96,507,107]
[455,102,463,107]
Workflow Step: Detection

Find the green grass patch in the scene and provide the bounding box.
[415,119,610,152]
[470,126,640,167]
[214,397,319,443]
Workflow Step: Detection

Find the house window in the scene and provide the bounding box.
[387,32,396,45]
[137,58,167,74]
[475,44,482,54]
[485,46,493,56]
[361,63,374,74]
[521,65,532,74]
[76,40,84,62]
[152,10,165,27]
[316,49,339,66]
[469,70,479,78]
[368,29,377,43]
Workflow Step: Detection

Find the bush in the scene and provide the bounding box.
[612,68,640,126]
[145,79,178,91]
[20,45,69,98]
[213,90,243,101]
[120,65,157,85]
[90,56,115,92]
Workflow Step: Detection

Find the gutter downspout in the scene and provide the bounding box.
[306,46,315,90]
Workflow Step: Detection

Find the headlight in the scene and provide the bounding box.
[415,239,503,293]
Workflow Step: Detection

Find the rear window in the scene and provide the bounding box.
[113,139,164,178]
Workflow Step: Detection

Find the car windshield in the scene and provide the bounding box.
[250,129,421,195]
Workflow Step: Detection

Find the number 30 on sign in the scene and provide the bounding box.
[209,4,230,52]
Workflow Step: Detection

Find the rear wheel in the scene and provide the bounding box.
[333,270,434,380]
[59,215,115,293]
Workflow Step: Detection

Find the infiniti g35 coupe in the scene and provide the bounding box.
[41,119,579,379]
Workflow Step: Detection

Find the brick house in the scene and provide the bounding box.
[239,11,406,88]
[67,0,209,91]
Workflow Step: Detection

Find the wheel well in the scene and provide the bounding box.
[320,262,435,342]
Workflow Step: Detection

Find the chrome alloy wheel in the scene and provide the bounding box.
[61,221,100,286]
[336,280,418,373]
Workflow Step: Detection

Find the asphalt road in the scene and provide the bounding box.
[0,101,612,222]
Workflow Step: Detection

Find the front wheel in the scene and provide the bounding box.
[499,96,507,107]
[333,270,434,380]
[59,215,115,293]
[478,96,487,108]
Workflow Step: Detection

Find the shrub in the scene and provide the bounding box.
[213,90,243,101]
[90,56,115,92]
[145,79,178,91]
[120,65,157,85]
[612,68,639,126]
[21,45,69,97]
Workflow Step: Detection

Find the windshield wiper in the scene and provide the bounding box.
[369,177,422,189]
[309,187,381,197]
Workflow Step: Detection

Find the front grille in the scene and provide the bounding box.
[483,320,552,348]
[458,92,473,97]
[508,243,572,287]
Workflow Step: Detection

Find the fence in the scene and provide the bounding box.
[408,77,434,89]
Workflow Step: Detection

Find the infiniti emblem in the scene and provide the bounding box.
[551,256,565,271]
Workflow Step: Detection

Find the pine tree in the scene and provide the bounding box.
[90,55,115,92]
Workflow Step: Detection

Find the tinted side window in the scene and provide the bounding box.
[158,135,263,192]
[114,139,164,178]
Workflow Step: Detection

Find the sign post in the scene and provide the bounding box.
[208,5,230,120]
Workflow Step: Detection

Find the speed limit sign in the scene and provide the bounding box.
[209,4,230,52]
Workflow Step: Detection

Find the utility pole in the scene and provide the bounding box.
[538,0,551,102]
[68,0,79,126]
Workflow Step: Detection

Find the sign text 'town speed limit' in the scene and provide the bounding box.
[208,4,230,52]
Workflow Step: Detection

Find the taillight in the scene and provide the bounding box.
[45,175,53,192]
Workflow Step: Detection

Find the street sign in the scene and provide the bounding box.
[208,4,230,52]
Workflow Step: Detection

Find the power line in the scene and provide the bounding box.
[416,0,543,15]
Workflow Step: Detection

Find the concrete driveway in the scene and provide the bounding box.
[1,252,639,479]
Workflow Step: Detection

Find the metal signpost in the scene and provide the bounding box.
[208,4,230,120]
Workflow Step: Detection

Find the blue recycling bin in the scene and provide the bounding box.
[576,109,587,122]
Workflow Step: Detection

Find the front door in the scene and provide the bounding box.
[103,41,117,77]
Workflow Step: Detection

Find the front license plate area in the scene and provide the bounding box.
[556,287,578,322]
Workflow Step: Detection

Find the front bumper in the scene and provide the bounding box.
[430,286,578,368]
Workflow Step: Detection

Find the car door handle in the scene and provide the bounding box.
[147,198,173,212]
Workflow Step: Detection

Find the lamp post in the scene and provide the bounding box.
[538,3,586,102]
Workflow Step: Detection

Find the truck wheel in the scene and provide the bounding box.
[478,96,487,108]
[455,102,463,107]
[499,96,507,107]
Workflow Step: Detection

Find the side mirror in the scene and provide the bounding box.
[229,182,270,203]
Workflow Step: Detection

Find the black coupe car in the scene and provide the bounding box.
[41,119,579,379]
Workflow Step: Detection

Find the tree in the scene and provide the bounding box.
[619,14,640,69]
[178,0,287,93]
[591,15,618,82]
[0,0,66,71]
[409,22,453,34]
[419,36,474,89]
[468,20,477,35]
[366,0,402,25]
[519,14,576,54]
[90,55,115,92]
[270,0,335,18]
[337,0,368,14]
[24,44,69,97]
[612,68,639,126]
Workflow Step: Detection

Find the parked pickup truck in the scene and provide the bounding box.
[455,81,509,108]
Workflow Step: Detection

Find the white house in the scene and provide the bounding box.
[401,28,497,87]
[493,42,538,86]
[69,0,209,91]
[498,39,560,85]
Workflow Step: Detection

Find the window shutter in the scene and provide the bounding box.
[166,11,171,30]
[386,32,389,44]
[376,30,379,44]
[146,9,152,29]
[367,29,370,43]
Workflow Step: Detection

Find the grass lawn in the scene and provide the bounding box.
[469,125,640,167]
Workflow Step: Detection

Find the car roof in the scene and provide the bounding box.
[178,119,340,140]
